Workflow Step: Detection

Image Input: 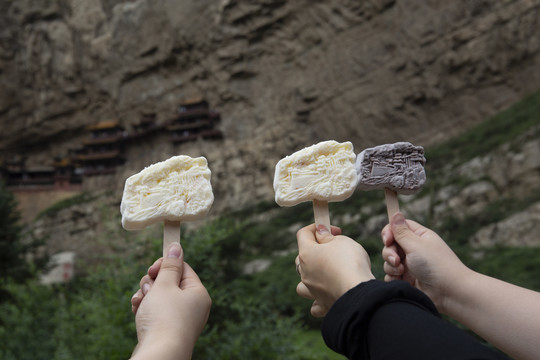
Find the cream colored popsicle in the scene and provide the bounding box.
[120,155,214,256]
[355,142,426,220]
[274,140,357,233]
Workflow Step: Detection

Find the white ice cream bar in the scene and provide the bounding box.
[120,155,214,230]
[355,142,426,195]
[274,140,358,206]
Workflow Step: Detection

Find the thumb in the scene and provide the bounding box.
[315,224,334,244]
[390,212,419,252]
[155,242,184,287]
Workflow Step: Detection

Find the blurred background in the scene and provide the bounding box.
[1,0,539,359]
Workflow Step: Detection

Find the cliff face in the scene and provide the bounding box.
[2,0,540,212]
[28,123,540,275]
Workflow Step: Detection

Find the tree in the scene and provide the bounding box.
[0,181,30,301]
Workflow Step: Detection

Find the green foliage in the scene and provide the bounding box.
[234,253,321,328]
[195,296,302,360]
[0,218,315,360]
[437,188,540,250]
[221,201,314,259]
[36,192,98,220]
[50,260,140,360]
[294,330,346,360]
[180,220,310,359]
[469,246,540,291]
[425,89,540,175]
[0,281,58,359]
[331,190,385,218]
[3,89,540,359]
[0,181,33,302]
[0,253,143,360]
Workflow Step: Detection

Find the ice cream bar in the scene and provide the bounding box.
[120,155,213,255]
[355,142,426,219]
[274,140,357,233]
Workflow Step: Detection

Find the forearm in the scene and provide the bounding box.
[131,336,194,360]
[443,270,540,360]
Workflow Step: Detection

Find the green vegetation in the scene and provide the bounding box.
[425,89,540,175]
[294,331,346,360]
[437,187,540,249]
[1,89,540,359]
[36,192,99,220]
[470,246,540,290]
[0,256,142,360]
[0,181,34,302]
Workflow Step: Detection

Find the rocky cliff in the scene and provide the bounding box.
[2,0,540,213]
[28,120,540,276]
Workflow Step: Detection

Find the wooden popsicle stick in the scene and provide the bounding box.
[384,188,400,222]
[163,220,181,258]
[313,199,331,239]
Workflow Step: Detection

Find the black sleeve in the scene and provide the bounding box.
[321,280,510,360]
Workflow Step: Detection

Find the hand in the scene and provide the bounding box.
[130,243,211,360]
[381,212,470,313]
[295,224,374,317]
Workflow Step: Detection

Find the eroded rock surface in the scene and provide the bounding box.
[2,0,540,212]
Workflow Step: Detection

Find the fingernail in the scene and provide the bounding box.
[167,243,181,259]
[382,233,388,245]
[316,224,330,235]
[388,256,396,266]
[142,283,150,295]
[393,213,406,225]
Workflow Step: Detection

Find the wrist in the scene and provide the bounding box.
[438,265,476,316]
[337,272,375,300]
[132,332,195,360]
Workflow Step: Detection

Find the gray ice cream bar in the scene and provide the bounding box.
[356,142,426,195]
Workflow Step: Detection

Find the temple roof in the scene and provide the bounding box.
[87,121,123,131]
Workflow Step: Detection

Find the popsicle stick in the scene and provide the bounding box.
[163,220,181,258]
[313,199,331,237]
[384,188,400,222]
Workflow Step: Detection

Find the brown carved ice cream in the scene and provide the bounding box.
[355,142,426,195]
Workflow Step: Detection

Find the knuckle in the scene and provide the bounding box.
[139,275,151,288]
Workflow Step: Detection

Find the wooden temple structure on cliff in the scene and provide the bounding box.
[76,121,127,176]
[167,97,222,143]
[1,157,82,190]
[1,98,222,190]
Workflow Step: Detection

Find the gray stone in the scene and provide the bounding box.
[471,202,540,247]
[243,259,272,274]
[2,0,540,214]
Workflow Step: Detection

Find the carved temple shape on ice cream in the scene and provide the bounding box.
[356,142,426,195]
[274,140,357,207]
[121,155,214,257]
[121,155,214,231]
[273,140,357,233]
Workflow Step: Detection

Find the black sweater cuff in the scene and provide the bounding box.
[321,280,438,358]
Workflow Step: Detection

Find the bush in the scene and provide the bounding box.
[0,217,310,360]
[4,88,540,359]
[0,181,32,302]
[0,257,142,360]
[0,281,58,359]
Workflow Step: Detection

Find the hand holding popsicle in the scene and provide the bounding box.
[295,224,375,317]
[130,243,211,360]
[381,213,540,360]
[123,155,213,359]
[356,142,426,221]
[273,140,357,235]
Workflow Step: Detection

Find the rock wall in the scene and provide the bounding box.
[335,125,540,248]
[2,0,540,213]
[29,124,540,275]
[13,188,82,223]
